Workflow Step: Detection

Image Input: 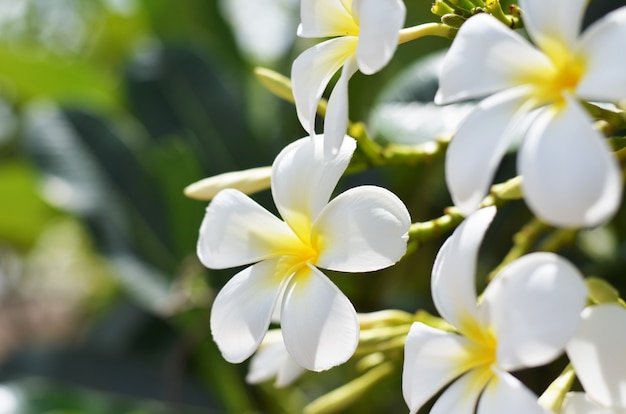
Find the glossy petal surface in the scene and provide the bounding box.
[435,14,551,104]
[519,99,622,227]
[561,392,618,414]
[403,323,476,414]
[432,206,496,330]
[198,189,302,269]
[314,185,410,272]
[483,252,587,371]
[518,0,586,51]
[445,88,529,216]
[210,259,286,363]
[354,0,405,75]
[291,37,358,137]
[477,370,549,414]
[281,265,358,371]
[323,56,358,157]
[271,135,355,238]
[566,304,626,408]
[299,0,358,37]
[578,7,626,102]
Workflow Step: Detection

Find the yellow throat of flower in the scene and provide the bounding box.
[522,39,586,108]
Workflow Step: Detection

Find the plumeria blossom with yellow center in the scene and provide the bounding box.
[197,134,411,371]
[437,0,626,227]
[561,304,626,414]
[402,206,588,414]
[291,0,405,157]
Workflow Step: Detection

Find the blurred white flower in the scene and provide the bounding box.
[437,0,626,227]
[402,206,588,414]
[291,0,405,157]
[198,134,410,371]
[246,329,305,387]
[562,304,626,414]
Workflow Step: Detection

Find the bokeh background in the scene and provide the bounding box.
[0,0,624,413]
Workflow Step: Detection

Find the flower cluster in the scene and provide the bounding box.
[187,0,626,412]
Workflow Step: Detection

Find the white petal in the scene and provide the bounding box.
[210,259,286,363]
[353,0,405,75]
[291,37,358,137]
[402,323,476,414]
[313,185,410,272]
[323,56,359,158]
[445,88,529,216]
[561,392,616,414]
[566,304,626,408]
[246,329,306,387]
[280,265,358,371]
[519,98,622,227]
[481,252,587,371]
[577,7,626,102]
[430,368,491,414]
[298,0,359,38]
[197,189,302,269]
[271,135,356,237]
[183,166,272,201]
[477,370,549,414]
[431,207,496,332]
[246,330,285,384]
[518,0,586,51]
[435,14,552,104]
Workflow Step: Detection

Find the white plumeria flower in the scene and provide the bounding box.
[291,0,405,157]
[198,134,411,371]
[246,329,305,388]
[562,304,626,414]
[402,206,588,414]
[437,0,626,227]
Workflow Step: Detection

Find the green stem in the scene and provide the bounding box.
[488,218,550,281]
[303,362,396,414]
[485,0,522,28]
[398,23,457,44]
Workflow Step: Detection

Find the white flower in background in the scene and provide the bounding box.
[437,0,626,227]
[291,0,405,157]
[246,329,305,387]
[561,304,626,414]
[198,135,411,371]
[402,206,587,414]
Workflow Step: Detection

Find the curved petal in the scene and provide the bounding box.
[431,206,496,332]
[353,0,405,75]
[430,368,491,414]
[280,265,359,371]
[561,392,615,414]
[298,0,359,38]
[477,370,549,414]
[210,259,286,364]
[323,56,359,158]
[435,14,552,104]
[313,185,410,272]
[246,330,285,384]
[566,304,626,408]
[184,166,272,201]
[519,98,622,227]
[481,252,587,371]
[402,323,476,414]
[271,135,356,239]
[577,7,626,102]
[198,189,302,269]
[518,0,586,51]
[246,329,306,388]
[291,37,358,137]
[445,88,530,216]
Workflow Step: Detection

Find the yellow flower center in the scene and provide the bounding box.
[457,317,498,373]
[519,39,586,108]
